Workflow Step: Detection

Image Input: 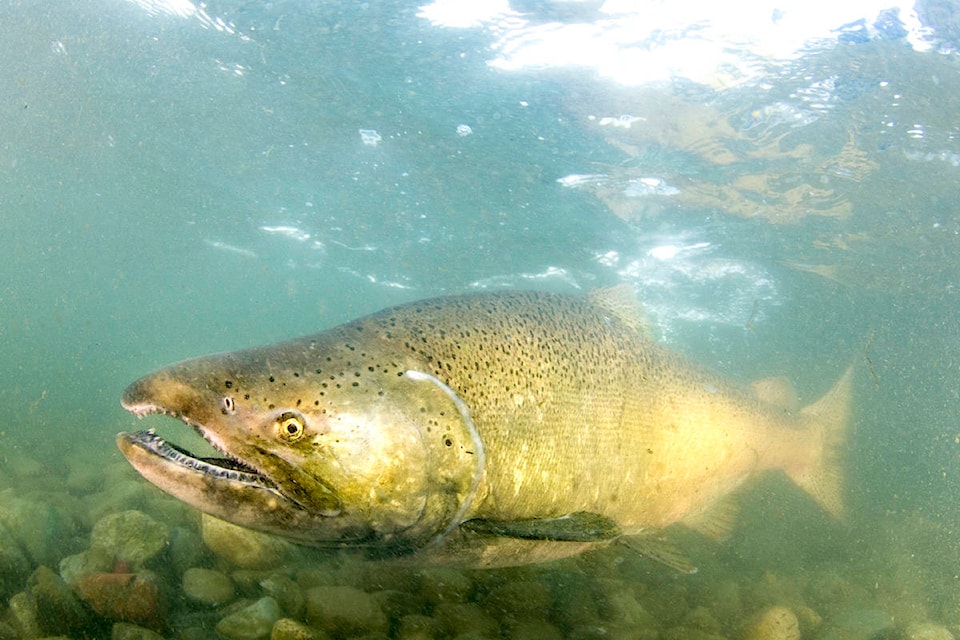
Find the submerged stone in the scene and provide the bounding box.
[481,580,552,620]
[742,606,801,640]
[0,489,73,567]
[168,525,205,576]
[7,591,41,639]
[259,573,304,617]
[27,565,92,636]
[417,567,474,605]
[90,510,169,570]
[74,570,168,631]
[111,621,167,640]
[215,596,281,640]
[904,622,955,640]
[0,520,30,600]
[182,567,236,607]
[304,585,388,637]
[396,614,440,640]
[432,602,499,638]
[270,617,323,640]
[818,609,893,640]
[201,514,291,570]
[59,547,114,588]
[508,620,564,640]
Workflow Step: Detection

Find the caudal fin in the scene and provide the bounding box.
[786,366,854,520]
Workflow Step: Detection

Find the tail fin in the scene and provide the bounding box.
[786,366,854,520]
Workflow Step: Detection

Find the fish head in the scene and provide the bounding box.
[118,336,483,553]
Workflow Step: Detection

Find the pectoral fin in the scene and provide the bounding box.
[460,512,622,542]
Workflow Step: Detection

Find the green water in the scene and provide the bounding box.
[2,1,960,638]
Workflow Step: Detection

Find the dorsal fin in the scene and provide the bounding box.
[587,285,652,338]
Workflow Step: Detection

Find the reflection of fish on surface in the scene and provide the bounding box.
[117,287,853,570]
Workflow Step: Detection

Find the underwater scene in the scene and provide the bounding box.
[3,0,960,638]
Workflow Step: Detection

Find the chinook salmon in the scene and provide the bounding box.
[118,288,852,570]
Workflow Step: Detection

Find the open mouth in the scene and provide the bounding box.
[118,397,342,518]
[120,429,279,491]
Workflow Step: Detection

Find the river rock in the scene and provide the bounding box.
[0,521,30,599]
[418,567,474,605]
[396,614,440,640]
[90,510,169,570]
[548,571,601,630]
[596,579,657,629]
[182,567,236,606]
[742,606,801,640]
[74,570,168,630]
[904,622,955,640]
[201,514,291,569]
[0,489,72,567]
[28,565,92,636]
[509,620,564,640]
[432,602,499,638]
[374,589,423,621]
[112,621,167,640]
[59,547,114,588]
[271,617,324,640]
[818,609,893,640]
[7,591,42,639]
[169,525,205,576]
[215,596,281,640]
[304,585,388,637]
[260,573,304,617]
[482,580,552,620]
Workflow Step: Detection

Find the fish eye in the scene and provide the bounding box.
[275,411,305,442]
[221,396,236,415]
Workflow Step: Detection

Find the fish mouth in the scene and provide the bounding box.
[119,428,279,492]
[118,399,342,518]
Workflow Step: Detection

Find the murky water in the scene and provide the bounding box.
[2,1,960,638]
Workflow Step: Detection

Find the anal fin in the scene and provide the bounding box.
[682,496,739,541]
[460,512,621,542]
[619,534,698,574]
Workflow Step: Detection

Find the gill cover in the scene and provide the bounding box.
[397,369,485,547]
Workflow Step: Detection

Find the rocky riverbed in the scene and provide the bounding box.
[0,447,956,640]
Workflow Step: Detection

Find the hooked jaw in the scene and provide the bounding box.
[117,374,350,543]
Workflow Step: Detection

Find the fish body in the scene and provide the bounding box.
[118,289,852,568]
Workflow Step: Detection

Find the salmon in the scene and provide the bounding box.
[118,288,852,570]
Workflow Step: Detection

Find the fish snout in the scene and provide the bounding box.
[121,371,214,423]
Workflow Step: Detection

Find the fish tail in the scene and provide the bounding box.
[788,365,855,520]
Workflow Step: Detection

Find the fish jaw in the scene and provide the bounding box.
[117,382,366,545]
[115,429,359,542]
[117,365,383,546]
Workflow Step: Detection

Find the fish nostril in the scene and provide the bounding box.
[221,396,236,415]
